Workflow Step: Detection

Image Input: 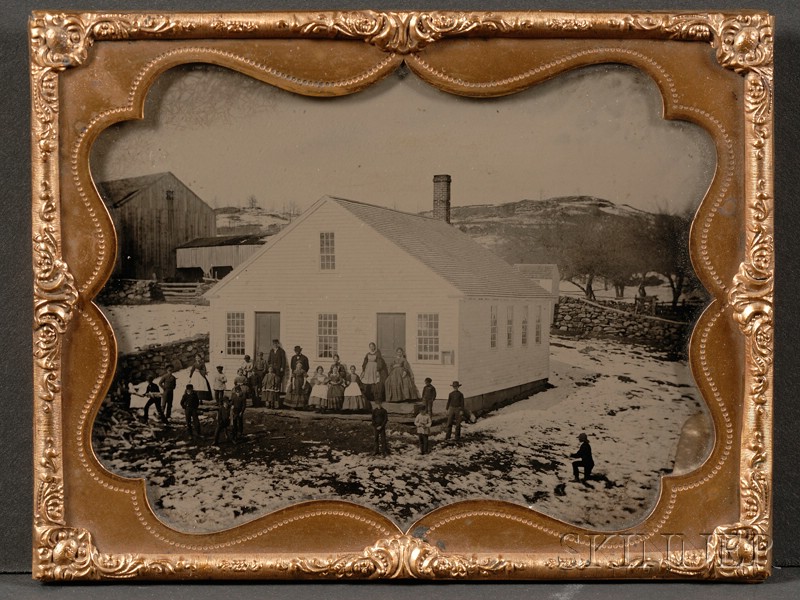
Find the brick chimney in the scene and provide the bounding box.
[433,174,451,224]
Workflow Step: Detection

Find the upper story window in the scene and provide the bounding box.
[320,232,335,270]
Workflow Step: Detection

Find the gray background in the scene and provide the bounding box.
[1,0,798,596]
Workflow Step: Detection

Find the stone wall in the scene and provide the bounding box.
[97,279,163,305]
[117,334,209,384]
[552,296,689,351]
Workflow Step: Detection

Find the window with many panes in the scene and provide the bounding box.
[320,232,335,270]
[317,313,338,358]
[226,312,245,355]
[535,304,543,344]
[417,314,440,361]
[507,306,514,347]
[522,305,529,346]
[490,305,497,348]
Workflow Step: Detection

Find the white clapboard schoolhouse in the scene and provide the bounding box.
[206,176,552,410]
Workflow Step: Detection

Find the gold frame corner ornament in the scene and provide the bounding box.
[30,9,773,581]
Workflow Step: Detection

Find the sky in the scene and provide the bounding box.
[90,62,716,215]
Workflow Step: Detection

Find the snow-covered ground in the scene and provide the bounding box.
[94,335,711,534]
[99,304,208,354]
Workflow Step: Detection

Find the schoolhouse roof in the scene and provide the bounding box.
[208,195,552,299]
[328,197,551,299]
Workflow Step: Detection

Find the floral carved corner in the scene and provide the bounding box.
[35,525,197,581]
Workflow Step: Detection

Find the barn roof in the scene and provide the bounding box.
[96,172,174,207]
[177,234,269,249]
[329,197,551,299]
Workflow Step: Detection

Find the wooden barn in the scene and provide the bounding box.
[206,179,552,411]
[97,172,216,279]
[176,234,269,280]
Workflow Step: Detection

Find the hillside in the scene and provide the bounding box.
[422,196,654,265]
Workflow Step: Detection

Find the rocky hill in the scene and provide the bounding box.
[422,196,654,265]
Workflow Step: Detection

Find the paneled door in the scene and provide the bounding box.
[254,312,280,357]
[377,313,406,360]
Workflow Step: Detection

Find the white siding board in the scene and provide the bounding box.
[457,298,550,397]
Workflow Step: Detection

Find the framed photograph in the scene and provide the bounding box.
[30,9,773,581]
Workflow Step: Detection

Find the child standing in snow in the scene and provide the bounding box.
[230,384,246,442]
[213,397,231,445]
[421,377,437,416]
[371,401,389,456]
[180,383,201,439]
[414,406,432,454]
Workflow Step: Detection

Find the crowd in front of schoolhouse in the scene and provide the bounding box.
[110,339,470,456]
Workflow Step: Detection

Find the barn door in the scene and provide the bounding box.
[254,312,280,357]
[377,313,406,359]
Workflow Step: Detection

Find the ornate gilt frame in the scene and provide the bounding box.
[30,10,773,581]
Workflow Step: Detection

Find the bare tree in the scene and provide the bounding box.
[648,210,693,308]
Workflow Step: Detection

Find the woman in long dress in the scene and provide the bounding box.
[284,363,308,409]
[327,354,347,411]
[188,354,213,402]
[361,342,387,405]
[342,365,369,412]
[384,347,420,402]
[308,366,329,412]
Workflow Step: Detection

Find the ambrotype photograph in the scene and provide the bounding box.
[89,62,716,534]
[31,8,774,582]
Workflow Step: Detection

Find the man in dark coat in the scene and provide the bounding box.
[571,433,594,482]
[180,384,201,439]
[267,339,288,394]
[444,381,465,441]
[290,345,310,373]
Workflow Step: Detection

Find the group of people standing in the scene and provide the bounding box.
[211,341,426,414]
[110,339,473,453]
